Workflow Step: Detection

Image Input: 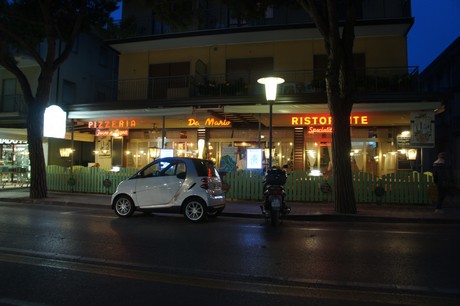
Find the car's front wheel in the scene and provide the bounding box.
[183,198,207,222]
[114,195,135,217]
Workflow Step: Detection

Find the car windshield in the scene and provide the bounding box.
[192,159,219,177]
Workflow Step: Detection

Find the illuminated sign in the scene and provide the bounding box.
[96,129,129,137]
[291,115,368,126]
[88,120,136,129]
[307,126,333,134]
[291,115,369,134]
[0,139,27,144]
[44,105,66,138]
[247,148,263,169]
[187,118,231,127]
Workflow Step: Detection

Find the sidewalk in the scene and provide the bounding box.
[1,188,460,224]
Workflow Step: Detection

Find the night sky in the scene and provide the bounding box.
[408,0,460,72]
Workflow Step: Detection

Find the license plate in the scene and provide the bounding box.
[270,196,281,208]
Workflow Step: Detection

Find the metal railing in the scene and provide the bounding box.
[104,1,411,40]
[93,67,420,103]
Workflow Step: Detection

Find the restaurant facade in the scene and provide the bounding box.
[66,0,439,178]
[68,98,439,178]
[0,1,444,193]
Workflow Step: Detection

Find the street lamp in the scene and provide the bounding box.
[257,76,285,169]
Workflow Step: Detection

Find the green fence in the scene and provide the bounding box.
[47,165,138,194]
[223,170,435,205]
[46,166,434,205]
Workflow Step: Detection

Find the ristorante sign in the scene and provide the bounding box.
[291,115,369,134]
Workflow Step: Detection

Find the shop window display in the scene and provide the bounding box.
[0,142,30,187]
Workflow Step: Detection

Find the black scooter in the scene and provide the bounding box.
[261,169,291,226]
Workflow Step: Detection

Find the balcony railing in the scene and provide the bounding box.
[104,0,411,41]
[93,67,420,103]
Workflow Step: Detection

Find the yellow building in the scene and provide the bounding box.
[67,0,440,175]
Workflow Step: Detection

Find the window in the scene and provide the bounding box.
[62,80,76,105]
[226,57,274,94]
[142,160,186,177]
[99,46,108,67]
[313,53,366,89]
[1,79,17,112]
[149,62,190,99]
[193,159,218,177]
[72,36,79,53]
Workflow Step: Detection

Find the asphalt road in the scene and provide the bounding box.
[1,201,459,305]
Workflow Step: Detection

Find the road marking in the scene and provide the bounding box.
[294,226,460,236]
[0,252,458,305]
[59,210,116,219]
[0,298,47,306]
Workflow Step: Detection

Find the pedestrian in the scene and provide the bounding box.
[432,152,450,212]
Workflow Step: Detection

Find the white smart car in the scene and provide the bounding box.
[111,157,226,222]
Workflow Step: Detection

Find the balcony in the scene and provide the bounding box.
[92,67,420,105]
[105,1,412,41]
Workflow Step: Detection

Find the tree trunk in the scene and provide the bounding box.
[27,102,47,199]
[331,105,357,214]
[326,53,357,214]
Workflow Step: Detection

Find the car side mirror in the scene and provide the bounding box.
[176,172,186,180]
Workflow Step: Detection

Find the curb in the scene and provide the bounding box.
[2,197,460,224]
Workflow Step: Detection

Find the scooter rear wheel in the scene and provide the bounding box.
[270,209,280,227]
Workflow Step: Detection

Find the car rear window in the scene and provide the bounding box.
[193,159,218,177]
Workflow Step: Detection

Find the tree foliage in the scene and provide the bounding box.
[0,0,119,199]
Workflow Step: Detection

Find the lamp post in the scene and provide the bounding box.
[257,76,284,169]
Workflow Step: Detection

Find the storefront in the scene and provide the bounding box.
[70,101,439,177]
[65,102,439,176]
[0,139,29,169]
[0,138,30,187]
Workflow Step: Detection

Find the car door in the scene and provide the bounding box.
[135,160,185,207]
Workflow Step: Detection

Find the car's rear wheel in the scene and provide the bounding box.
[184,198,207,222]
[114,195,135,217]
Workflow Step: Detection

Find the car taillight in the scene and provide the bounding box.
[200,177,209,189]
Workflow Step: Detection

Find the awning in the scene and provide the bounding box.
[0,128,27,141]
[224,102,442,114]
[68,106,194,119]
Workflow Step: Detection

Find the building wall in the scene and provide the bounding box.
[0,32,118,109]
[48,34,119,105]
[420,37,460,189]
[118,36,408,80]
[0,66,41,100]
